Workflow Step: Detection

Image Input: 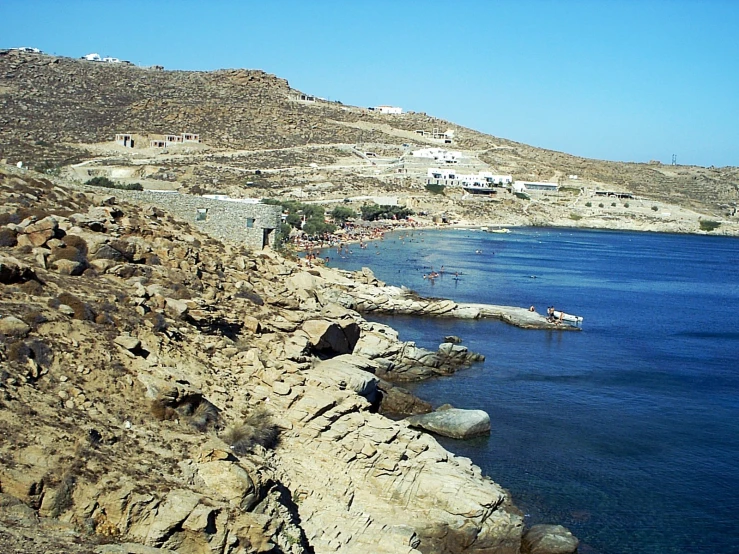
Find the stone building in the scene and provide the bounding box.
[105,190,283,250]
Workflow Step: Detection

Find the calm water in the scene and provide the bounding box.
[319,227,739,554]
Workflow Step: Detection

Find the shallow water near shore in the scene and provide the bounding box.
[319,227,739,554]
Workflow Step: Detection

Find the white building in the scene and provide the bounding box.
[82,53,102,61]
[427,169,512,187]
[375,105,403,115]
[513,180,559,192]
[479,172,513,185]
[413,148,462,164]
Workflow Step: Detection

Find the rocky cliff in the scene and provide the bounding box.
[0,166,552,553]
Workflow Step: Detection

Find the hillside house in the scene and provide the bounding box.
[427,169,512,187]
[375,106,403,115]
[115,133,134,148]
[513,181,559,193]
[412,148,462,163]
[82,53,102,61]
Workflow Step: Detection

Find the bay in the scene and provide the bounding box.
[319,227,739,554]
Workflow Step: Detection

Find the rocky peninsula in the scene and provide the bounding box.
[0,166,582,553]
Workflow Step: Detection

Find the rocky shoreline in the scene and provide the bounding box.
[0,167,580,553]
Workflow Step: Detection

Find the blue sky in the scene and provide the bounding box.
[3,0,738,167]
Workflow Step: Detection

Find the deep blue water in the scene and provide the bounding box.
[319,227,739,554]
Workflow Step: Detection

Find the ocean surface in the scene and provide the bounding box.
[318,227,739,554]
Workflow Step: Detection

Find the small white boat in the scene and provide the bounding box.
[488,228,511,234]
[552,310,584,325]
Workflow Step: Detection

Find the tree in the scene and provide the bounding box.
[330,205,355,224]
[360,204,415,221]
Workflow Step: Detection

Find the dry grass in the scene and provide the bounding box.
[188,399,219,432]
[222,407,280,454]
[56,292,95,321]
[0,227,17,247]
[150,398,176,421]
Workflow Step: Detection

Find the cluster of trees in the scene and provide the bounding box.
[84,176,143,191]
[261,199,415,242]
[360,204,414,221]
[262,199,337,241]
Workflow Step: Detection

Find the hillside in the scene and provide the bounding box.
[1,164,547,553]
[1,49,738,228]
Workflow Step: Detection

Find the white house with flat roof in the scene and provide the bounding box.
[513,180,559,192]
[427,169,512,187]
[375,105,403,114]
[413,148,462,163]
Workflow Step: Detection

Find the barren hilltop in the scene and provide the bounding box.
[0,49,734,554]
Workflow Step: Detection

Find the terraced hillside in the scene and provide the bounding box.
[1,49,737,217]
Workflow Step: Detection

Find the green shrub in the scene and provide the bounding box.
[611,202,617,207]
[624,202,630,208]
[425,183,446,195]
[699,220,721,232]
[569,213,583,220]
[514,192,530,200]
[84,177,143,191]
[652,205,659,211]
[598,203,604,208]
[585,202,592,207]
[84,176,115,188]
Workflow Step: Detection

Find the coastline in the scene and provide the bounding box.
[293,215,739,257]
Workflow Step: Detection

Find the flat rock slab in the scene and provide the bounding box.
[406,408,491,439]
[461,303,582,331]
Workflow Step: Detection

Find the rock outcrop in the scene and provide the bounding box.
[407,407,492,440]
[0,167,548,553]
[521,524,580,554]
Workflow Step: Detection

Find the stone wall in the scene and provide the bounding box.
[108,189,283,249]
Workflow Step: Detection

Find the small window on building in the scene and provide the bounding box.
[246,217,255,228]
[196,208,208,221]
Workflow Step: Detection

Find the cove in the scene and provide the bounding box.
[320,227,739,554]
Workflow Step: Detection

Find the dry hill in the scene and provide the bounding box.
[1,49,738,222]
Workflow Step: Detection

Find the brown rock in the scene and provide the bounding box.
[53,258,85,276]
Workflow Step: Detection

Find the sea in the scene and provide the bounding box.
[318,227,739,554]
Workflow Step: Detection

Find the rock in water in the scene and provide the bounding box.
[406,408,491,439]
[522,524,579,554]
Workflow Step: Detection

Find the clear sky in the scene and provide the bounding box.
[3,0,738,167]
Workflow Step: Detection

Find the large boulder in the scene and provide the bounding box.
[0,315,31,338]
[521,524,579,554]
[313,354,380,401]
[302,319,359,354]
[377,379,433,416]
[0,256,37,284]
[406,408,491,439]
